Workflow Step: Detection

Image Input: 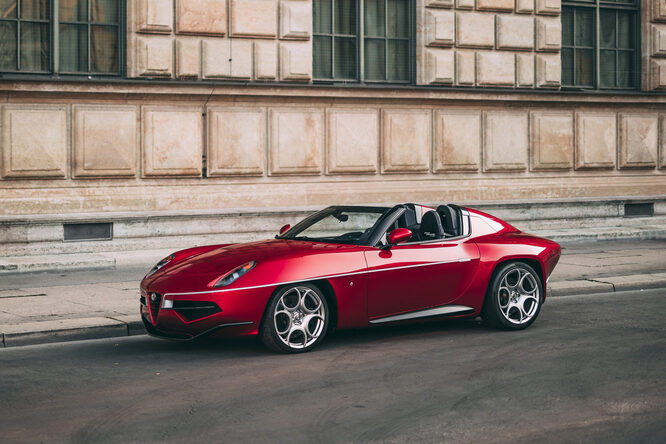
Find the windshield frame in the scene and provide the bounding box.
[276,205,394,246]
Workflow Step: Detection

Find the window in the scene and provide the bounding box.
[0,0,122,75]
[561,0,639,89]
[313,0,412,83]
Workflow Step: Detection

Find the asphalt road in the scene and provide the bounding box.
[1,289,664,444]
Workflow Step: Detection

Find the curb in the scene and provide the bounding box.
[547,272,666,297]
[0,254,116,275]
[1,317,145,348]
[1,276,665,349]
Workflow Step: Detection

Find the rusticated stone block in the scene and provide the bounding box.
[1,105,68,179]
[279,42,312,81]
[477,52,515,86]
[426,49,454,84]
[476,0,513,12]
[255,40,278,79]
[202,39,253,79]
[326,109,379,174]
[142,107,203,177]
[456,51,475,85]
[455,0,474,9]
[536,17,561,52]
[651,60,666,90]
[497,15,534,50]
[652,25,666,57]
[575,112,617,170]
[269,108,323,175]
[207,107,266,176]
[433,110,480,172]
[426,0,453,7]
[655,0,666,23]
[516,53,534,87]
[73,105,138,178]
[516,0,534,14]
[280,0,311,40]
[426,9,454,47]
[483,112,529,172]
[134,36,173,77]
[456,13,494,48]
[136,0,173,33]
[530,111,573,171]
[176,0,227,35]
[230,0,278,38]
[619,114,658,169]
[176,39,200,78]
[536,0,560,15]
[536,54,560,87]
[381,110,431,173]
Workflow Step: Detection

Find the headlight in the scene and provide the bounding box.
[145,254,175,278]
[210,261,256,288]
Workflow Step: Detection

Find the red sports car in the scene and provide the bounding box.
[140,204,561,353]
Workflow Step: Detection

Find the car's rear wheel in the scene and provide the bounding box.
[482,262,543,330]
[260,283,329,353]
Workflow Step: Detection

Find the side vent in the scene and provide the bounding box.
[624,203,654,218]
[173,301,222,322]
[63,223,113,242]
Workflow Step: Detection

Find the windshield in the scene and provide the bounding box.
[279,207,390,245]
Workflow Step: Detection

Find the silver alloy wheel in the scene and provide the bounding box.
[273,286,326,350]
[497,268,540,325]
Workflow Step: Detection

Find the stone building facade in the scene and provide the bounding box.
[0,0,665,254]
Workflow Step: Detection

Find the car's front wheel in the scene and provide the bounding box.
[482,262,543,330]
[260,283,329,353]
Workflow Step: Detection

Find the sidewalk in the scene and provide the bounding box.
[1,236,666,348]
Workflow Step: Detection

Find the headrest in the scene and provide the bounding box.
[420,211,444,240]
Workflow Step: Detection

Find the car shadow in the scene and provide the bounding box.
[118,316,497,359]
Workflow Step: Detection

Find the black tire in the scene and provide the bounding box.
[260,283,329,353]
[481,262,543,330]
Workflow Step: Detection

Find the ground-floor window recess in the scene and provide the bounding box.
[63,223,113,242]
[623,203,654,218]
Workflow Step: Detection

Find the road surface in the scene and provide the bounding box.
[1,289,664,443]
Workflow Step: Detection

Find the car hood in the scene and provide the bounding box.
[142,239,366,294]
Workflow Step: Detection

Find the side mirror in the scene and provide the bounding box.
[279,224,291,235]
[387,228,412,246]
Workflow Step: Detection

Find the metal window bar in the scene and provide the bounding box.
[58,0,121,75]
[0,0,51,73]
[562,0,638,90]
[313,0,413,84]
[1,0,122,75]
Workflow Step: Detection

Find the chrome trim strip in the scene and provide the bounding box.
[163,258,473,297]
[369,305,475,324]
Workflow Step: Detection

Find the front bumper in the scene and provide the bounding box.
[139,284,273,339]
[141,316,252,341]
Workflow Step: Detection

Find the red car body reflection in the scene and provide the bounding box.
[140,204,561,348]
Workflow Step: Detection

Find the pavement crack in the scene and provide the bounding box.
[586,279,616,292]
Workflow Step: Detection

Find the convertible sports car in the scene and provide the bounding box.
[140,204,561,353]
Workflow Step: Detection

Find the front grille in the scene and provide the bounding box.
[173,301,222,322]
[148,293,162,323]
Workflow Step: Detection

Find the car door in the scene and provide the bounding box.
[364,238,479,321]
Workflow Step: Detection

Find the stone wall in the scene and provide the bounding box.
[127,0,313,81]
[0,83,664,216]
[649,0,666,89]
[417,0,562,87]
